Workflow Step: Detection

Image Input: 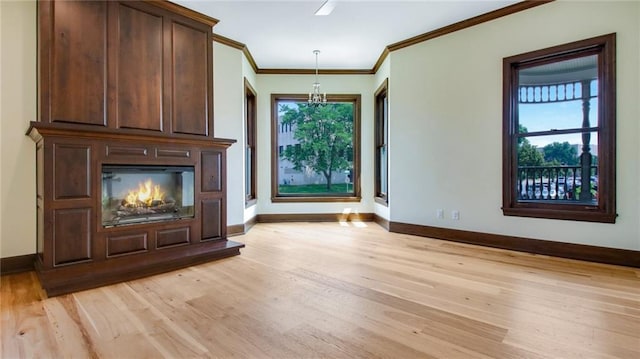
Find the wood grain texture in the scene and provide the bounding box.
[390,221,640,268]
[115,2,164,131]
[49,1,107,126]
[2,222,638,358]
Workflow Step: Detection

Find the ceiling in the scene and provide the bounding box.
[173,0,521,70]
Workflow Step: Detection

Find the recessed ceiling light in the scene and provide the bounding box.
[315,0,336,16]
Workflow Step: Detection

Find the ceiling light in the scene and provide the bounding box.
[309,50,327,106]
[315,0,336,16]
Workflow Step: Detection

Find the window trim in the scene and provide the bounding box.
[374,79,389,206]
[244,78,257,207]
[502,33,616,223]
[271,94,361,203]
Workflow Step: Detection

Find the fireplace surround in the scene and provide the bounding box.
[27,123,242,296]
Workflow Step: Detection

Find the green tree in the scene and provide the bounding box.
[280,103,353,190]
[517,125,544,166]
[543,141,578,165]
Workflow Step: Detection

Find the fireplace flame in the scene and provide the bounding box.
[125,179,165,207]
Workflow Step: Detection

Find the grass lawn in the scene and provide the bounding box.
[279,183,352,194]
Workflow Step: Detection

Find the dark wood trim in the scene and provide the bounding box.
[228,216,258,237]
[244,78,258,205]
[373,0,552,72]
[146,0,218,27]
[372,48,390,74]
[257,213,375,223]
[374,197,388,206]
[1,254,36,275]
[258,68,374,75]
[212,33,259,73]
[389,221,639,268]
[270,196,362,203]
[245,198,257,208]
[27,122,236,148]
[242,47,259,74]
[373,214,390,230]
[212,33,245,50]
[502,33,617,223]
[245,215,257,231]
[388,0,552,52]
[227,224,245,237]
[374,78,389,205]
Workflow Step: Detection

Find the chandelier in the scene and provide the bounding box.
[308,50,327,105]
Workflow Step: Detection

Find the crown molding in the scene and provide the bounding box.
[212,33,259,73]
[213,0,554,75]
[371,0,553,73]
[388,0,553,52]
[149,0,218,26]
[257,68,374,75]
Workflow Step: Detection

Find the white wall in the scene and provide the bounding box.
[0,0,37,258]
[388,0,640,250]
[213,42,244,227]
[255,74,376,215]
[373,57,391,221]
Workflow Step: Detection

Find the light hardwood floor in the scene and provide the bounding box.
[2,222,639,358]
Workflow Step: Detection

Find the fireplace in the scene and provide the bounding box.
[102,165,195,227]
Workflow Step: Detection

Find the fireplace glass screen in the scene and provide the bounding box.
[102,165,195,227]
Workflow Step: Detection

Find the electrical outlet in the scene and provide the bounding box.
[451,210,460,220]
[436,209,444,219]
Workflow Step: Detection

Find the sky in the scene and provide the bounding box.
[519,98,598,148]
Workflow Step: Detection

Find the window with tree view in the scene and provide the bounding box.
[271,94,361,202]
[502,34,616,223]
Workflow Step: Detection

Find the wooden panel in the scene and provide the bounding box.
[116,3,163,131]
[51,1,107,125]
[156,148,191,158]
[156,227,190,248]
[201,199,221,240]
[171,21,209,136]
[36,144,45,257]
[107,232,148,257]
[201,151,221,192]
[105,145,148,157]
[53,143,91,199]
[53,208,91,266]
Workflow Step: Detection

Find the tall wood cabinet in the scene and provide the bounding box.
[39,0,214,136]
[31,0,241,296]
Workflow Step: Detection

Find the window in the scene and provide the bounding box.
[271,94,361,202]
[245,78,257,206]
[375,79,389,205]
[502,34,616,223]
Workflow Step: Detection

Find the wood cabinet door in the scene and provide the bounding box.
[170,20,212,136]
[113,2,164,132]
[42,1,108,126]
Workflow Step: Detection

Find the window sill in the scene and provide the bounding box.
[271,196,361,203]
[502,206,616,223]
[374,196,388,207]
[245,198,257,208]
